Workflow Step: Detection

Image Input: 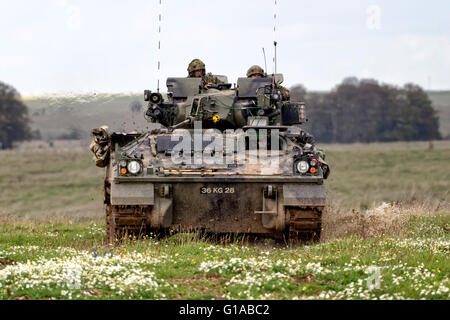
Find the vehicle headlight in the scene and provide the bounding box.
[127,161,142,174]
[296,161,309,174]
[119,160,127,168]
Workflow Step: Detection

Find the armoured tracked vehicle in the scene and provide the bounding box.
[90,74,330,243]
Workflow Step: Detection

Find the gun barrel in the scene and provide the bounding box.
[168,118,192,132]
[267,110,281,119]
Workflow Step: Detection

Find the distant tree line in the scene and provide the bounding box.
[0,78,443,149]
[0,81,34,149]
[291,77,441,143]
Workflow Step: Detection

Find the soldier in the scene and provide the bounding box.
[246,65,265,79]
[246,65,290,100]
[187,59,223,90]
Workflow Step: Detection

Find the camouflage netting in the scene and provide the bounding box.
[90,126,110,168]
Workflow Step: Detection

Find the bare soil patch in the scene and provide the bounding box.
[0,259,16,266]
[291,273,316,283]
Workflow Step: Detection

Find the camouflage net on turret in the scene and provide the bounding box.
[90,126,110,168]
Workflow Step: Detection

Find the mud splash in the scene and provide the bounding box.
[321,201,448,242]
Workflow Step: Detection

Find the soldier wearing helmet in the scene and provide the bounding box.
[188,59,223,90]
[246,65,290,100]
[246,65,266,79]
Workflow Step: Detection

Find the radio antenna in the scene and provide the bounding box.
[274,41,278,76]
[262,47,268,75]
[156,0,163,93]
[272,0,278,84]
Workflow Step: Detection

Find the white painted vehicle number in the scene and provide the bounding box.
[200,187,235,194]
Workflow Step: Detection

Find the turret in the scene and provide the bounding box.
[143,76,306,131]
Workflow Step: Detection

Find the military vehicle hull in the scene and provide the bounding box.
[104,163,325,243]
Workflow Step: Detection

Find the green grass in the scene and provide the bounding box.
[0,141,449,300]
[0,214,448,300]
[1,140,449,222]
[322,140,450,210]
[0,151,104,222]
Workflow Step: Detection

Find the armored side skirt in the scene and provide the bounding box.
[110,177,325,236]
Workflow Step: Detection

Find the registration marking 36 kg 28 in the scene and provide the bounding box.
[200,187,235,194]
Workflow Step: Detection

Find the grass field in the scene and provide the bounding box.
[1,140,448,222]
[0,214,448,300]
[324,140,450,210]
[0,140,449,300]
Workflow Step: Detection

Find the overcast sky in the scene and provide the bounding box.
[1,0,449,95]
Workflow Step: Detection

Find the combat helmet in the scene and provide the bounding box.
[188,59,206,76]
[247,65,265,78]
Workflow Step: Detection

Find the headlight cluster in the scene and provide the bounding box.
[296,161,309,174]
[119,159,142,175]
[295,156,319,175]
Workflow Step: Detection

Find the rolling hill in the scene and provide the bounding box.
[23,90,450,141]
